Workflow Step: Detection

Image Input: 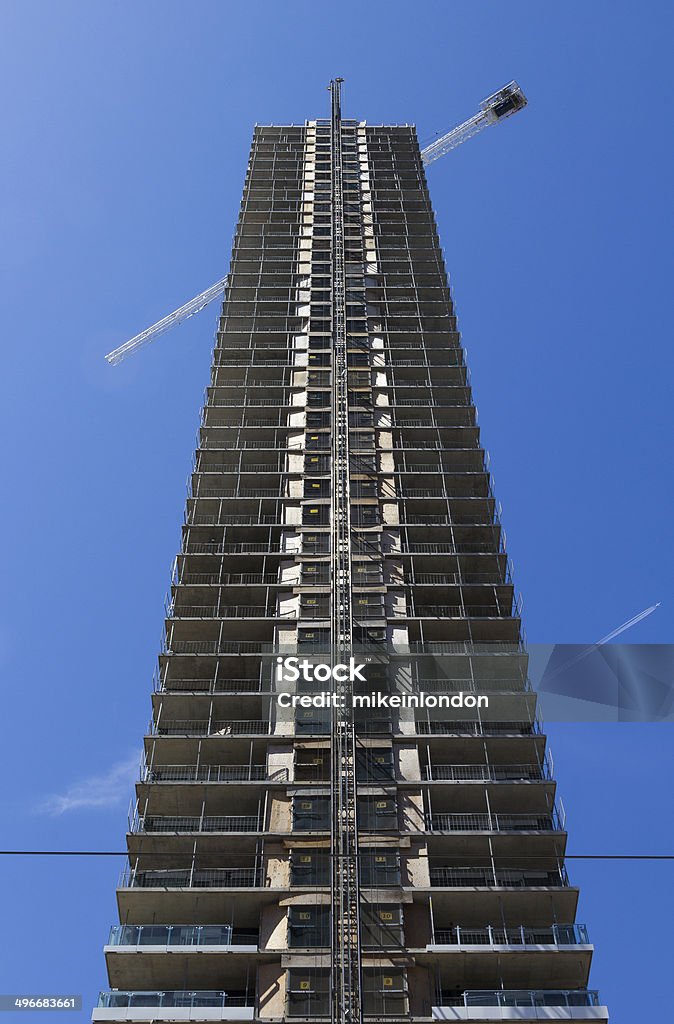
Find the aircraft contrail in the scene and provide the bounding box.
[542,603,661,682]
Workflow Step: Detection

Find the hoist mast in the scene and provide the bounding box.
[328,77,363,1024]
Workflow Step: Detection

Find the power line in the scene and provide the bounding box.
[0,850,672,860]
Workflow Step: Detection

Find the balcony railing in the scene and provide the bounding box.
[168,605,290,619]
[415,720,541,737]
[151,720,271,736]
[436,990,601,1009]
[428,812,562,833]
[432,924,589,946]
[135,816,262,833]
[141,765,286,783]
[176,573,288,586]
[416,677,531,693]
[108,924,259,947]
[429,866,570,888]
[413,605,516,619]
[424,763,551,782]
[119,866,264,888]
[155,677,264,693]
[97,992,252,1009]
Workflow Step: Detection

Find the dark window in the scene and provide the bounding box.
[293,797,330,831]
[359,849,401,887]
[302,505,329,525]
[306,434,330,452]
[301,533,330,554]
[361,905,404,948]
[299,594,330,618]
[304,479,330,498]
[306,412,331,429]
[295,705,330,735]
[304,454,330,474]
[307,391,329,407]
[294,750,329,781]
[288,906,330,948]
[297,627,330,647]
[362,968,407,1015]
[356,748,395,782]
[358,797,398,831]
[287,969,330,1017]
[290,850,330,885]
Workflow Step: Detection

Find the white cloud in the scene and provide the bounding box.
[38,753,139,815]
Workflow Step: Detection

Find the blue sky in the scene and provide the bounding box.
[0,1,672,1020]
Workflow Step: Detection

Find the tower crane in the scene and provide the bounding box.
[104,81,527,366]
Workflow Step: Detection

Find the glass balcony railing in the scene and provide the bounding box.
[437,990,601,1009]
[432,924,589,946]
[97,991,252,1009]
[107,924,258,947]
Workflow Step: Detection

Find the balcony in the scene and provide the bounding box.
[432,989,607,1021]
[94,991,254,1022]
[108,924,258,948]
[431,924,589,947]
[119,867,264,889]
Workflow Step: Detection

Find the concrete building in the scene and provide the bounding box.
[94,84,609,1023]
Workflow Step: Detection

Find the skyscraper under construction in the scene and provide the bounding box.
[94,82,609,1023]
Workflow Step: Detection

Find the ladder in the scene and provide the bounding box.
[329,77,363,1024]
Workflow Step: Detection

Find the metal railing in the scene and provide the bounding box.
[415,677,530,693]
[97,992,252,1009]
[176,573,289,586]
[151,720,270,736]
[119,866,264,888]
[155,677,264,693]
[429,866,570,888]
[424,763,551,782]
[141,765,286,783]
[168,605,289,619]
[428,812,562,833]
[135,815,262,833]
[436,990,601,1009]
[415,720,540,737]
[432,924,588,946]
[414,604,517,619]
[108,924,259,946]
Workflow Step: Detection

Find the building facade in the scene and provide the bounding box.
[94,84,609,1023]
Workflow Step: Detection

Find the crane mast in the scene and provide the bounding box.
[329,77,363,1024]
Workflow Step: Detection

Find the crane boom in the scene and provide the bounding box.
[104,81,526,365]
[104,275,228,365]
[420,80,527,166]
